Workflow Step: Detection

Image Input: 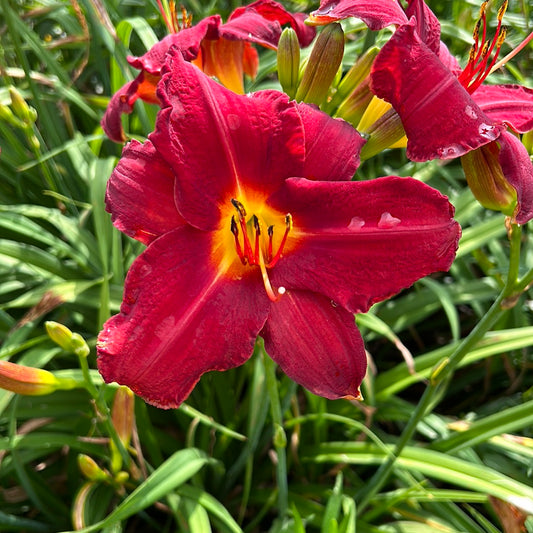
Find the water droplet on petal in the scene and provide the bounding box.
[278,286,286,295]
[436,145,461,158]
[227,114,241,130]
[378,212,401,229]
[348,216,365,230]
[478,123,499,141]
[464,105,477,119]
[331,300,338,307]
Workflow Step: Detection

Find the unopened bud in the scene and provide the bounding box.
[0,360,76,396]
[277,28,301,99]
[461,141,517,216]
[326,46,379,115]
[358,99,407,159]
[45,321,90,357]
[295,23,344,107]
[77,454,109,482]
[9,87,33,124]
[110,386,135,473]
[522,130,532,154]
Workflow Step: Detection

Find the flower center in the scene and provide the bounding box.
[229,198,292,302]
[457,0,507,94]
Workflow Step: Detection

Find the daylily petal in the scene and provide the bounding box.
[473,84,533,133]
[101,79,139,143]
[308,0,408,29]
[268,176,460,314]
[438,41,462,76]
[199,38,247,94]
[262,290,365,400]
[405,0,441,54]
[105,139,185,245]
[97,227,270,409]
[296,102,366,181]
[151,51,304,231]
[127,16,221,74]
[228,0,315,47]
[371,20,506,161]
[498,131,533,224]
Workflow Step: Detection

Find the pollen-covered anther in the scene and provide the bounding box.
[458,1,508,94]
[229,199,292,302]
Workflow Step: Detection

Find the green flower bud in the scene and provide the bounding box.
[277,28,300,99]
[295,23,345,107]
[461,142,517,216]
[45,321,90,357]
[9,86,33,124]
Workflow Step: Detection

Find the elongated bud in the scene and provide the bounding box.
[522,130,533,154]
[45,321,90,358]
[325,46,379,115]
[295,23,344,107]
[9,87,34,124]
[111,386,135,448]
[358,98,407,160]
[277,28,301,99]
[110,386,135,473]
[461,142,517,216]
[0,360,76,396]
[78,454,110,482]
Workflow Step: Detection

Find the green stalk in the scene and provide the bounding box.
[261,341,289,521]
[357,222,523,512]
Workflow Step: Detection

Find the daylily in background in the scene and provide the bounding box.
[310,0,533,223]
[96,51,460,409]
[101,0,315,142]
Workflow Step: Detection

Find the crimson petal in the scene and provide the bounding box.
[97,227,270,409]
[268,177,460,314]
[105,139,185,245]
[371,20,506,161]
[308,0,408,29]
[127,16,221,74]
[296,102,365,181]
[229,0,315,47]
[405,0,441,53]
[473,84,533,134]
[151,51,304,231]
[498,131,533,224]
[262,290,366,400]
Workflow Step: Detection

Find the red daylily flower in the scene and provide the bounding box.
[102,0,315,142]
[370,4,533,223]
[97,51,460,409]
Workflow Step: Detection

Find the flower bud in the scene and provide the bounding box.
[77,454,109,482]
[277,28,300,99]
[461,142,517,216]
[45,321,90,358]
[326,46,379,116]
[295,23,344,107]
[110,386,135,473]
[111,386,135,448]
[9,87,34,124]
[358,99,407,160]
[522,130,533,155]
[0,360,75,396]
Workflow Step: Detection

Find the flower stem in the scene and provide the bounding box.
[357,222,523,513]
[261,341,289,522]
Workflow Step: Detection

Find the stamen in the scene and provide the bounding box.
[231,216,247,265]
[458,1,508,93]
[252,215,261,266]
[267,225,274,262]
[267,214,292,268]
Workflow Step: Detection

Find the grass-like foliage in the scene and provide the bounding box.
[0,0,532,531]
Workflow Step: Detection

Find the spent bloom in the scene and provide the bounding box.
[96,52,460,409]
[101,0,315,142]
